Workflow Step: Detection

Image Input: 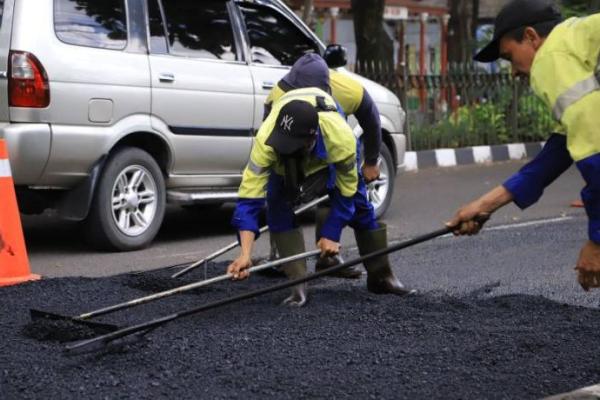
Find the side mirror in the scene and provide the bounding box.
[323,44,347,68]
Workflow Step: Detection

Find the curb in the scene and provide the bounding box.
[542,384,600,399]
[404,142,545,171]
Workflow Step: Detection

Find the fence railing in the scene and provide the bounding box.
[354,60,555,151]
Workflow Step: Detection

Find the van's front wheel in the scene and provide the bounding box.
[84,147,166,251]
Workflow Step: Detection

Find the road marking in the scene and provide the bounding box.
[389,216,577,245]
[486,216,575,231]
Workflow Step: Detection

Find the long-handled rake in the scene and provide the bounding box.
[30,249,321,335]
[64,226,452,354]
[171,195,329,279]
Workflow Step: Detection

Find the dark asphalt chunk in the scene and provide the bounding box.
[2,262,600,400]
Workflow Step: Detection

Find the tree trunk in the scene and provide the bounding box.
[471,0,480,40]
[351,0,393,63]
[448,0,474,63]
[301,0,314,27]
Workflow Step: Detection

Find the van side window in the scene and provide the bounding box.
[148,0,167,54]
[54,0,127,50]
[238,4,319,66]
[161,0,237,61]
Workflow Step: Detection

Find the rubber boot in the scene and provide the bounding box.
[354,223,416,296]
[256,234,286,278]
[271,228,308,307]
[314,207,362,279]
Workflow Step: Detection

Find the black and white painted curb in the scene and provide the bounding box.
[405,142,545,171]
[542,383,600,399]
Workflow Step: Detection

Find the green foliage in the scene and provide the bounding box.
[409,91,554,151]
[560,0,599,17]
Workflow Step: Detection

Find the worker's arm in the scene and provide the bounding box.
[227,230,255,280]
[446,186,512,235]
[446,133,573,235]
[354,89,382,182]
[574,153,600,290]
[318,155,358,253]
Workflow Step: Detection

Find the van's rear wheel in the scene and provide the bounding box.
[84,147,166,251]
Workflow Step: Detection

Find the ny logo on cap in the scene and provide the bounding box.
[281,114,294,132]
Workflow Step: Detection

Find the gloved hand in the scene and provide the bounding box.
[575,240,600,291]
[227,255,252,280]
[362,162,380,183]
[446,200,491,235]
[317,237,340,257]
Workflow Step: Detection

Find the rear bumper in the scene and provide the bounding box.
[2,123,51,184]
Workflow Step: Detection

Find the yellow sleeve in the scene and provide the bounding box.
[319,112,358,197]
[265,85,286,107]
[329,71,364,115]
[531,52,600,161]
[562,91,600,161]
[238,121,277,198]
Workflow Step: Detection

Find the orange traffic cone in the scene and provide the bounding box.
[0,138,40,286]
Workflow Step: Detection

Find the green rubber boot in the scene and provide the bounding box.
[271,228,308,307]
[314,207,363,279]
[354,223,416,296]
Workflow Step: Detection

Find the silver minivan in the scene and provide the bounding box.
[0,0,407,250]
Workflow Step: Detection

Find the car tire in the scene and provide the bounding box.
[368,144,395,219]
[84,147,166,251]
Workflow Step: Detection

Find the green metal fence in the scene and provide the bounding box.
[354,60,556,151]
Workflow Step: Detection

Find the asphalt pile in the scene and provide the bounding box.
[2,262,600,400]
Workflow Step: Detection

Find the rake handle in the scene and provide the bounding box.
[172,195,329,278]
[78,249,321,320]
[65,227,451,353]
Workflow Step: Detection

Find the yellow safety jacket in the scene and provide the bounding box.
[239,87,358,200]
[530,13,600,162]
[523,13,600,243]
[266,70,365,117]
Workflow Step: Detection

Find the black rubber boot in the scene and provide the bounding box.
[272,228,308,307]
[314,207,363,279]
[354,223,416,296]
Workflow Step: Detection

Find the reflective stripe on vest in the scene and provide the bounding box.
[553,51,600,121]
[247,159,269,175]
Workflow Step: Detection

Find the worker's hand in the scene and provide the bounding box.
[227,255,252,280]
[362,163,380,183]
[575,240,600,291]
[317,237,340,257]
[445,200,491,236]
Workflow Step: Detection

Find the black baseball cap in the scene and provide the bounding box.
[474,0,562,63]
[266,100,319,155]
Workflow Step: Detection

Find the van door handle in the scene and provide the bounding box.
[158,73,175,83]
[262,81,274,90]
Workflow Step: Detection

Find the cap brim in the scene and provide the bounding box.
[474,38,501,62]
[266,130,308,155]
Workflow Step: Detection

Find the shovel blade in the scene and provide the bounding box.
[30,309,120,335]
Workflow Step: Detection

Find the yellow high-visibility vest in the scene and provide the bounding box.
[239,87,358,199]
[530,13,600,161]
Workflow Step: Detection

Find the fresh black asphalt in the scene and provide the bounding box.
[2,216,599,399]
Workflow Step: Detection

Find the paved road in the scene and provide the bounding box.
[23,161,586,280]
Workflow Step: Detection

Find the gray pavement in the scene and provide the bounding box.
[23,160,587,278]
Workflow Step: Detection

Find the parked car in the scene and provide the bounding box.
[0,0,407,251]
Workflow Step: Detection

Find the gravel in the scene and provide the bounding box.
[1,256,600,400]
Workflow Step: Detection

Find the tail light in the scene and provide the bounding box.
[8,51,50,108]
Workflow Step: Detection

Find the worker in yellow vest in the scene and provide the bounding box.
[227,87,414,306]
[447,0,600,290]
[264,53,385,278]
